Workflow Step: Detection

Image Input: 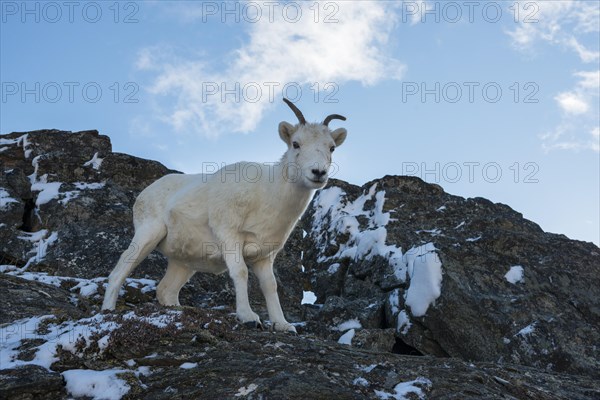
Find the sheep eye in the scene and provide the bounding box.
[293,141,300,149]
[330,146,336,153]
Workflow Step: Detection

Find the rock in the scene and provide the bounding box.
[0,365,67,400]
[0,274,86,324]
[300,176,600,377]
[1,129,600,398]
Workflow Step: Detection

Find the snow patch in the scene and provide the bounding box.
[312,185,443,320]
[122,309,183,329]
[2,267,156,298]
[17,230,59,270]
[338,328,355,345]
[396,310,412,335]
[1,134,33,157]
[75,181,106,190]
[62,369,130,400]
[505,265,524,284]
[301,290,317,305]
[60,181,107,205]
[416,228,442,236]
[361,364,378,373]
[235,383,258,397]
[32,181,62,206]
[0,187,19,209]
[180,362,198,369]
[515,322,536,337]
[311,184,405,280]
[335,319,362,332]
[327,263,340,274]
[374,377,432,400]
[404,243,443,317]
[353,377,369,387]
[0,313,120,370]
[84,152,104,170]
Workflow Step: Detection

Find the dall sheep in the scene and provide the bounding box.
[102,98,347,333]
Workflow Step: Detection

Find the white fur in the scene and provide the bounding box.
[102,118,347,333]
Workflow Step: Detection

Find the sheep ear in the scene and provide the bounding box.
[331,128,347,147]
[279,121,295,145]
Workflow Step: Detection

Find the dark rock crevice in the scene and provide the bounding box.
[18,198,38,232]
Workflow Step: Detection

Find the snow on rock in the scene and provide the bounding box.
[515,322,536,337]
[396,310,412,335]
[404,243,443,317]
[180,362,198,369]
[0,187,19,209]
[235,383,258,397]
[28,155,63,206]
[17,229,59,270]
[0,134,32,157]
[312,184,444,327]
[122,309,183,329]
[25,152,105,206]
[124,277,157,294]
[0,308,183,399]
[335,319,362,332]
[0,313,120,370]
[311,184,404,279]
[62,369,130,400]
[32,181,62,206]
[338,328,355,345]
[353,377,369,387]
[84,152,104,170]
[415,228,442,236]
[1,266,156,299]
[327,263,340,274]
[75,181,106,190]
[505,265,524,284]
[60,181,107,205]
[374,377,432,400]
[301,290,317,305]
[360,364,378,373]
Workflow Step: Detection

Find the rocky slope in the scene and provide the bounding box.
[1,130,599,399]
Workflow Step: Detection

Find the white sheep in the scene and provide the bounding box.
[102,98,347,333]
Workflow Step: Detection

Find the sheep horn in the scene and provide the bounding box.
[283,98,306,125]
[323,114,346,126]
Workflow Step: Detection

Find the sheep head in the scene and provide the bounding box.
[279,98,347,189]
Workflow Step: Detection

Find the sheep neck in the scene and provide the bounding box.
[270,154,316,216]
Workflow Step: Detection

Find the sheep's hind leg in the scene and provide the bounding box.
[157,260,195,306]
[102,223,166,310]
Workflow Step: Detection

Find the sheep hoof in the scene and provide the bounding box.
[243,320,263,330]
[271,322,298,335]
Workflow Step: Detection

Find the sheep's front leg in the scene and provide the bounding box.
[253,258,297,334]
[224,243,261,328]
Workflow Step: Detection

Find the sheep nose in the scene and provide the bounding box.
[311,169,327,179]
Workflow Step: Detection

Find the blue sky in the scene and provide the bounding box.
[1,1,599,245]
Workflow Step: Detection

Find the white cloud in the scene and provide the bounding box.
[542,70,600,153]
[574,70,600,89]
[506,1,599,63]
[135,1,404,138]
[509,1,600,153]
[554,91,589,115]
[567,36,600,63]
[540,70,600,152]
